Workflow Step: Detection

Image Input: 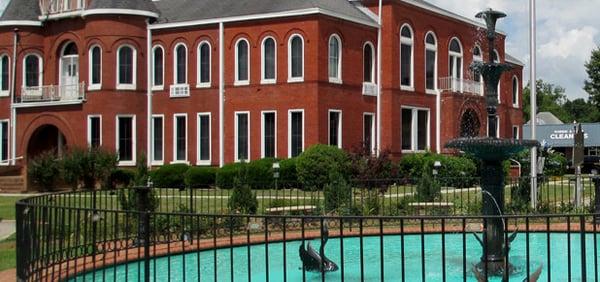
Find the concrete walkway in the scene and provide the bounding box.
[0,220,15,241]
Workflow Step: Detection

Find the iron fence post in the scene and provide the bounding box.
[136,186,151,282]
[594,175,600,223]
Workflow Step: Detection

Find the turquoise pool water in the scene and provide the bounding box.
[73,233,599,281]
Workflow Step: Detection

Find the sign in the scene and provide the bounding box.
[574,124,585,166]
[523,123,600,148]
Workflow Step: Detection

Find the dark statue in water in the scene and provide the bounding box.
[446,8,541,282]
[299,223,339,273]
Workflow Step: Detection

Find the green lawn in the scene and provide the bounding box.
[0,233,15,271]
[0,196,23,221]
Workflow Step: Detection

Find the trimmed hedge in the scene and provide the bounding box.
[215,162,244,189]
[296,144,350,190]
[398,153,477,188]
[279,157,298,188]
[184,166,217,188]
[151,164,190,188]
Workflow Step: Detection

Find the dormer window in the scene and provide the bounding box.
[44,0,86,15]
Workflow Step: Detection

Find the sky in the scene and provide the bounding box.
[0,0,598,100]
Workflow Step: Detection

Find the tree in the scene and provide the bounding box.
[522,80,572,123]
[584,46,600,106]
[563,98,600,123]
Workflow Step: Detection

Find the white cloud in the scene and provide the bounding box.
[539,26,598,61]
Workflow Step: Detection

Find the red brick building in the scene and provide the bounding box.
[0,0,523,182]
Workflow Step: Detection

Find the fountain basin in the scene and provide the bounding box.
[446,137,539,162]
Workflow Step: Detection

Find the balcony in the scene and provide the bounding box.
[362,82,378,96]
[170,84,190,98]
[40,0,86,17]
[438,77,483,96]
[15,83,86,107]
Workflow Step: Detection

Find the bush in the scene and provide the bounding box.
[544,151,567,176]
[297,144,350,190]
[61,147,118,190]
[185,166,217,188]
[349,147,397,191]
[246,158,276,189]
[398,153,477,188]
[151,164,189,188]
[323,170,353,214]
[28,151,61,191]
[227,169,258,214]
[105,169,135,189]
[216,162,244,189]
[279,157,298,188]
[415,164,441,201]
[133,153,149,186]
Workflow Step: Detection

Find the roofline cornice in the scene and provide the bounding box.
[0,20,42,27]
[37,8,159,21]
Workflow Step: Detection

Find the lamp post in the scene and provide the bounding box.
[273,162,280,190]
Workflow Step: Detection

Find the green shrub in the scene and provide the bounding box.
[361,190,381,215]
[279,157,298,188]
[544,151,567,176]
[415,164,441,201]
[323,170,353,214]
[118,188,159,212]
[185,166,217,188]
[246,158,276,189]
[28,151,61,191]
[105,169,135,189]
[216,162,244,189]
[151,164,190,188]
[297,144,350,190]
[134,153,149,186]
[398,153,477,187]
[228,175,258,214]
[61,147,118,190]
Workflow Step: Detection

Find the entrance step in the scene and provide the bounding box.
[0,176,26,193]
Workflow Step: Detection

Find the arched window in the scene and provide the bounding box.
[88,45,102,90]
[0,55,9,95]
[152,45,164,89]
[473,45,483,95]
[512,76,519,107]
[425,32,437,91]
[235,38,249,85]
[493,49,501,102]
[24,54,42,87]
[448,38,463,92]
[288,34,304,82]
[328,34,342,83]
[117,45,136,89]
[363,42,375,83]
[198,41,211,87]
[261,37,276,83]
[174,43,188,85]
[400,24,414,89]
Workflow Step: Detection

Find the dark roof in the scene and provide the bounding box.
[153,0,376,25]
[0,0,40,22]
[88,0,159,15]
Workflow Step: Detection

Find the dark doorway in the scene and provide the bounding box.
[27,125,67,161]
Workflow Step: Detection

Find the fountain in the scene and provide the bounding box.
[445,9,540,279]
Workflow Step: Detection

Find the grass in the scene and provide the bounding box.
[0,197,24,220]
[0,233,16,271]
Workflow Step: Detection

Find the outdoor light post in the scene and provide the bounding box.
[273,162,280,190]
[433,161,441,180]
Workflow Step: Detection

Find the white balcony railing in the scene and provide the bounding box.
[18,83,86,105]
[42,0,86,15]
[170,84,190,98]
[362,82,378,96]
[438,76,483,96]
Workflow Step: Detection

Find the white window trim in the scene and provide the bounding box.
[260,37,277,85]
[400,24,414,91]
[260,110,277,158]
[151,114,164,166]
[151,45,165,91]
[234,38,250,86]
[116,114,136,166]
[0,119,9,165]
[196,112,212,165]
[328,109,342,148]
[328,34,343,84]
[173,43,189,87]
[0,55,9,96]
[363,112,376,154]
[287,34,304,83]
[448,37,463,93]
[86,115,102,147]
[88,45,102,91]
[172,113,189,164]
[363,42,375,83]
[116,45,137,90]
[287,109,305,158]
[512,75,519,108]
[401,106,431,153]
[234,111,251,162]
[473,45,484,95]
[196,41,212,88]
[22,53,43,88]
[424,31,438,94]
[494,49,501,103]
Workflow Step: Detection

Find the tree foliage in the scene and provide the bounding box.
[584,46,600,107]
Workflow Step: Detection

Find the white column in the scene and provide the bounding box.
[10,29,18,165]
[376,0,382,156]
[146,21,153,168]
[219,22,225,167]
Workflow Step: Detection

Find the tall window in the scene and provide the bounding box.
[473,46,483,94]
[289,110,303,157]
[328,34,342,83]
[363,113,374,153]
[512,76,519,107]
[88,45,101,89]
[174,114,187,162]
[512,126,519,140]
[117,45,136,89]
[288,35,304,82]
[152,115,163,164]
[235,112,249,161]
[198,42,211,87]
[0,55,8,95]
[493,49,501,102]
[197,113,211,164]
[400,24,413,89]
[425,32,437,92]
[24,54,42,87]
[401,108,429,152]
[87,115,101,148]
[448,38,463,92]
[329,110,342,148]
[0,121,8,164]
[174,44,187,85]
[235,39,249,85]
[152,46,164,89]
[262,111,276,158]
[261,37,276,83]
[363,43,374,83]
[117,116,135,165]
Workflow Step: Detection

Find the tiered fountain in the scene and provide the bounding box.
[445,9,539,279]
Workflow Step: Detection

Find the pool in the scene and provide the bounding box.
[73,233,599,281]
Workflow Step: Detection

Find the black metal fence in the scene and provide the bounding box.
[15,175,600,281]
